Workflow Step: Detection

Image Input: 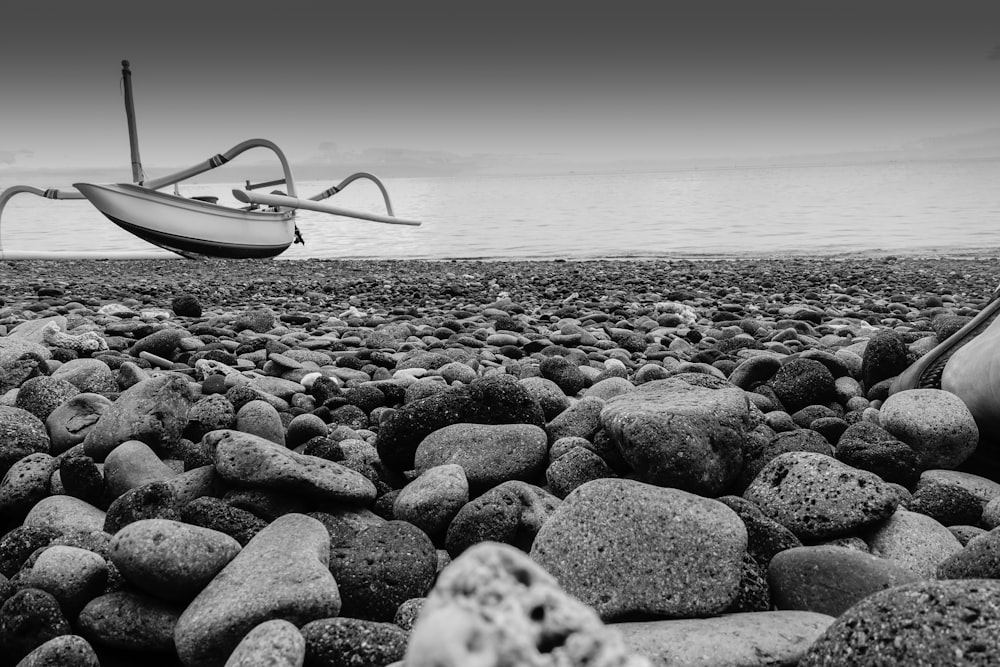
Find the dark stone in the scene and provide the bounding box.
[538,356,586,396]
[179,496,267,546]
[14,376,80,422]
[834,421,921,487]
[329,521,437,621]
[936,528,1000,579]
[905,482,983,527]
[170,295,203,318]
[768,358,837,414]
[103,482,181,534]
[545,446,616,499]
[739,428,834,492]
[444,480,560,558]
[724,553,772,613]
[0,526,60,578]
[860,329,910,390]
[129,329,184,359]
[0,588,72,665]
[59,455,105,507]
[717,495,802,566]
[301,617,407,667]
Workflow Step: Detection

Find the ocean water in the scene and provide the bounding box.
[2,158,1000,260]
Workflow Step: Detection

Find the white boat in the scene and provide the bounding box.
[0,61,420,260]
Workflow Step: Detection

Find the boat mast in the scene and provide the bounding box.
[121,60,144,184]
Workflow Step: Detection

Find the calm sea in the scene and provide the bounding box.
[3,159,1000,260]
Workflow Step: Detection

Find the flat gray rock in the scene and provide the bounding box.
[879,389,979,469]
[866,508,962,578]
[743,451,899,540]
[208,429,376,504]
[174,513,340,667]
[414,422,548,493]
[223,619,304,667]
[531,478,746,620]
[617,610,834,667]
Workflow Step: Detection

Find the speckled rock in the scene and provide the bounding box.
[617,611,834,667]
[743,452,899,541]
[44,393,113,455]
[405,541,651,667]
[768,358,837,413]
[180,497,267,547]
[103,481,181,534]
[393,464,469,537]
[82,374,193,462]
[223,619,304,667]
[767,545,921,617]
[49,358,118,395]
[129,327,184,359]
[833,421,921,487]
[728,355,783,390]
[936,526,1000,579]
[917,469,1000,506]
[545,395,605,442]
[717,495,802,566]
[866,508,962,578]
[799,579,1000,666]
[13,634,100,667]
[414,422,548,493]
[519,377,571,421]
[545,446,617,498]
[235,399,286,446]
[539,355,587,396]
[109,519,242,602]
[301,617,407,667]
[174,513,340,667]
[233,308,275,333]
[77,590,182,653]
[0,453,58,520]
[739,428,833,491]
[57,456,104,507]
[531,478,746,620]
[208,429,376,504]
[904,480,983,526]
[445,480,560,557]
[21,545,108,617]
[0,406,51,476]
[600,376,752,496]
[23,496,106,535]
[860,329,909,390]
[0,588,72,664]
[329,520,437,621]
[14,376,80,422]
[185,394,236,442]
[879,389,978,469]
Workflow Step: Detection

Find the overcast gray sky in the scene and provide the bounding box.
[3,1,1000,177]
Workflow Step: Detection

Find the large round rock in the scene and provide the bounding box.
[799,579,1000,666]
[600,376,753,495]
[530,478,746,620]
[879,389,978,469]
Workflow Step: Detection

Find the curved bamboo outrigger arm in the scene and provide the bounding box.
[144,138,298,198]
[308,172,399,216]
[0,186,86,253]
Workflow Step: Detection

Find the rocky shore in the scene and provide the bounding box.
[2,256,1000,666]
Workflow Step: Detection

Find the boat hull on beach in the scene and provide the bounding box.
[74,182,295,259]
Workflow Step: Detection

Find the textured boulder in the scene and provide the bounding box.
[44,393,114,455]
[445,480,560,556]
[531,478,746,620]
[393,464,469,537]
[769,358,837,413]
[866,508,963,578]
[78,591,182,653]
[405,541,650,667]
[800,579,1000,666]
[0,405,50,477]
[743,452,899,541]
[223,619,304,667]
[301,618,407,667]
[600,376,752,495]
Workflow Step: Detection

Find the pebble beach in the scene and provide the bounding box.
[3,255,1000,666]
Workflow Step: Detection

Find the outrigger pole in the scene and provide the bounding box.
[121,60,144,184]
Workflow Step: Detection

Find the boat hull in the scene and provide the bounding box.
[74,182,296,258]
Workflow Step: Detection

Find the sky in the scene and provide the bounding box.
[3,1,1000,179]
